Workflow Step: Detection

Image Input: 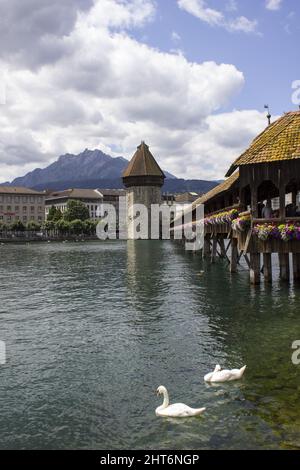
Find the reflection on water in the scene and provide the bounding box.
[0,241,300,449]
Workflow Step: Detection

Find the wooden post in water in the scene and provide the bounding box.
[278,253,290,282]
[211,238,217,263]
[293,253,300,282]
[230,238,238,273]
[203,238,211,259]
[263,253,272,283]
[218,238,226,258]
[250,253,261,284]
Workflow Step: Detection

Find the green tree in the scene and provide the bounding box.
[26,221,41,232]
[83,219,97,235]
[47,206,63,221]
[10,220,26,232]
[70,219,84,235]
[43,220,55,232]
[55,218,70,235]
[0,222,8,232]
[63,200,89,222]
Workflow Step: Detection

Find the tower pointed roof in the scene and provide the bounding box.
[123,142,165,179]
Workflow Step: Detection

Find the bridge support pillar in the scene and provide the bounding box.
[263,253,272,283]
[279,253,290,282]
[293,253,300,282]
[230,238,238,273]
[250,253,261,285]
[211,238,217,263]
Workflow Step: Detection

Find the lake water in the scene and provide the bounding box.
[0,240,300,450]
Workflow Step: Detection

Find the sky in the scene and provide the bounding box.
[0,0,299,182]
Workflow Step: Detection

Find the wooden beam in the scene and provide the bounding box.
[243,253,251,268]
[279,185,286,220]
[218,238,226,258]
[230,238,238,273]
[251,185,258,218]
[243,229,252,254]
[263,253,272,283]
[225,239,232,254]
[211,238,217,264]
[250,253,261,285]
[293,253,300,282]
[203,238,211,259]
[279,253,290,282]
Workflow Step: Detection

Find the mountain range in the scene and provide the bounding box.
[2,148,220,194]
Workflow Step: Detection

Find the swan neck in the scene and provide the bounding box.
[162,389,169,408]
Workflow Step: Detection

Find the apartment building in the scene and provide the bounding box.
[0,186,46,225]
[45,188,126,220]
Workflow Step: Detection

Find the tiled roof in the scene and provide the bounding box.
[46,188,102,200]
[97,189,126,196]
[0,186,45,195]
[226,111,300,176]
[172,172,239,224]
[123,142,165,178]
[191,171,239,208]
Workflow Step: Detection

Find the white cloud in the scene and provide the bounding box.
[228,16,258,34]
[178,0,258,34]
[0,0,267,182]
[266,0,283,11]
[178,0,223,26]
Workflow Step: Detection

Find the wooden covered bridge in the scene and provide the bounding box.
[172,110,300,285]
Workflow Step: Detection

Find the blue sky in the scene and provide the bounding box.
[0,0,299,182]
[137,0,299,115]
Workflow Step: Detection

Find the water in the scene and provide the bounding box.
[0,240,300,450]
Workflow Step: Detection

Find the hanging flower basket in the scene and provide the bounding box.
[253,222,300,242]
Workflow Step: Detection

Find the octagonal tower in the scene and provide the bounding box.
[122,142,165,239]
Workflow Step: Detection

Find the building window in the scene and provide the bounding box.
[23,216,27,222]
[14,196,20,203]
[38,206,43,212]
[38,216,42,221]
[15,206,19,212]
[7,206,11,211]
[31,206,34,212]
[7,216,11,222]
[30,216,35,220]
[23,196,28,202]
[23,206,27,212]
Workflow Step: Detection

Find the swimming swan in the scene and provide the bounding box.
[204,365,246,383]
[155,386,206,417]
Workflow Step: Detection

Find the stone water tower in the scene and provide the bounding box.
[122,142,165,239]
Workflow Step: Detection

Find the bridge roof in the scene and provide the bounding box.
[226,111,300,176]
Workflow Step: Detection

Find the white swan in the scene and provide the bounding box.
[155,386,206,418]
[204,364,246,383]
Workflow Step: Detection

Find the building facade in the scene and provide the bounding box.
[0,186,45,225]
[45,188,126,220]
